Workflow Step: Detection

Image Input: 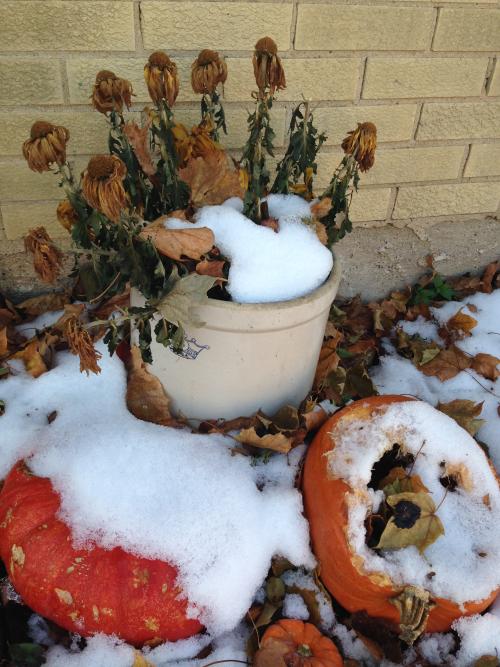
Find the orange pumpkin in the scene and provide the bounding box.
[302,395,499,634]
[256,619,343,666]
[0,463,202,645]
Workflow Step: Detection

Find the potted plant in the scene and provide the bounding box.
[21,38,377,420]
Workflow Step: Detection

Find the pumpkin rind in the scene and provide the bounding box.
[260,619,343,666]
[0,463,203,645]
[302,395,498,634]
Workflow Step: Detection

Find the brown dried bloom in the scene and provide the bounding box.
[22,121,70,173]
[253,37,286,96]
[144,51,179,106]
[56,199,79,232]
[191,49,227,95]
[172,120,220,167]
[91,70,133,114]
[81,155,128,222]
[341,122,377,172]
[24,227,63,284]
[64,316,102,375]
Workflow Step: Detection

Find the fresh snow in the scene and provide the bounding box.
[372,290,500,470]
[166,194,333,303]
[326,400,500,605]
[0,344,314,637]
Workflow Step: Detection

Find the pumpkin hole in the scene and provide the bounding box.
[367,443,414,491]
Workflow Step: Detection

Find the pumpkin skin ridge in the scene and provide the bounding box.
[260,619,343,667]
[303,395,499,634]
[0,463,203,646]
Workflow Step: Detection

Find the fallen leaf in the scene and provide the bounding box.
[437,399,485,436]
[156,271,217,329]
[17,292,70,317]
[126,346,172,426]
[481,261,499,293]
[380,467,428,496]
[420,345,471,381]
[253,637,290,667]
[302,405,329,433]
[475,655,500,667]
[376,492,445,554]
[234,427,292,453]
[258,405,300,433]
[132,652,155,667]
[285,584,326,628]
[440,308,478,343]
[471,353,500,381]
[141,219,215,261]
[310,197,332,219]
[313,328,342,390]
[47,410,58,425]
[261,217,279,233]
[0,328,7,357]
[395,330,441,367]
[179,151,244,208]
[123,120,156,177]
[195,259,226,279]
[314,221,328,245]
[345,363,378,399]
[13,333,59,378]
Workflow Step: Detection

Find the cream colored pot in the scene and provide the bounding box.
[131,256,341,421]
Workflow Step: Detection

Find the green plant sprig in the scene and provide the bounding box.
[319,154,360,245]
[201,90,227,142]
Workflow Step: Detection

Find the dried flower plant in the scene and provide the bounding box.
[24,227,63,284]
[341,122,377,173]
[81,155,129,222]
[64,315,102,375]
[91,70,133,115]
[191,49,228,141]
[56,200,79,232]
[144,51,179,107]
[252,37,286,97]
[22,121,70,173]
[172,120,220,168]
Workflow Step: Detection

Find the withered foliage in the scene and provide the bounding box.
[24,227,63,284]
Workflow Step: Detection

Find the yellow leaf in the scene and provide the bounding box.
[437,399,485,436]
[235,427,292,453]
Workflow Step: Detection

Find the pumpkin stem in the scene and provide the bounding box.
[297,644,313,657]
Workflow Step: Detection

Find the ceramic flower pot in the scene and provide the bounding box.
[131,255,341,421]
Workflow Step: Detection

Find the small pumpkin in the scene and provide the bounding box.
[0,463,202,645]
[303,395,500,637]
[255,619,343,666]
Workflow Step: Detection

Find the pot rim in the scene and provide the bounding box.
[197,251,341,313]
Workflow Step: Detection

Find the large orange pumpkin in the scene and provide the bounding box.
[303,395,499,635]
[256,619,343,666]
[0,463,203,645]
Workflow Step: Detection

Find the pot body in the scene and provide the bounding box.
[131,257,341,421]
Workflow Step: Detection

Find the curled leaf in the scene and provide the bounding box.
[235,427,292,453]
[123,120,156,177]
[313,328,342,391]
[141,219,215,261]
[126,346,172,425]
[446,308,478,337]
[471,353,500,381]
[179,151,244,207]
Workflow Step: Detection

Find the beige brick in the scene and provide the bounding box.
[0,158,87,202]
[314,105,418,145]
[417,102,500,140]
[488,65,500,97]
[393,182,500,219]
[0,59,63,106]
[0,111,139,157]
[465,144,500,177]
[363,58,487,99]
[0,2,134,52]
[350,188,391,223]
[364,146,465,185]
[433,9,500,52]
[224,58,360,102]
[2,201,64,240]
[296,5,434,51]
[67,57,202,104]
[141,2,292,50]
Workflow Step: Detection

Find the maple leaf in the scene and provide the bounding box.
[471,353,500,381]
[126,346,172,426]
[376,491,445,554]
[123,120,156,177]
[156,271,217,329]
[313,328,342,390]
[420,345,471,381]
[179,151,244,207]
[141,219,215,261]
[440,307,478,343]
[234,427,292,453]
[437,399,485,436]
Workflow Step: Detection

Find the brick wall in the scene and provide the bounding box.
[0,0,499,297]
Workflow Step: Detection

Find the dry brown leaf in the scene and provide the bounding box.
[438,399,485,436]
[235,427,292,453]
[471,353,500,381]
[481,261,499,293]
[93,287,130,320]
[253,637,290,667]
[420,345,471,381]
[132,652,155,667]
[314,220,328,245]
[313,328,342,391]
[123,120,156,177]
[13,333,58,378]
[17,292,70,317]
[141,219,215,261]
[445,308,478,339]
[195,259,226,279]
[261,217,279,233]
[302,405,329,433]
[126,346,172,425]
[179,151,244,207]
[0,328,7,357]
[310,197,332,219]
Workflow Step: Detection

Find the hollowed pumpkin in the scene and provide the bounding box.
[0,463,202,645]
[302,395,499,635]
[256,619,343,666]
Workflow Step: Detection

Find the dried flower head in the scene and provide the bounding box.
[64,316,102,375]
[91,70,133,114]
[144,51,179,106]
[341,122,377,172]
[253,37,286,96]
[81,154,128,222]
[56,199,79,232]
[191,49,227,95]
[24,227,63,284]
[172,120,219,167]
[22,121,70,172]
